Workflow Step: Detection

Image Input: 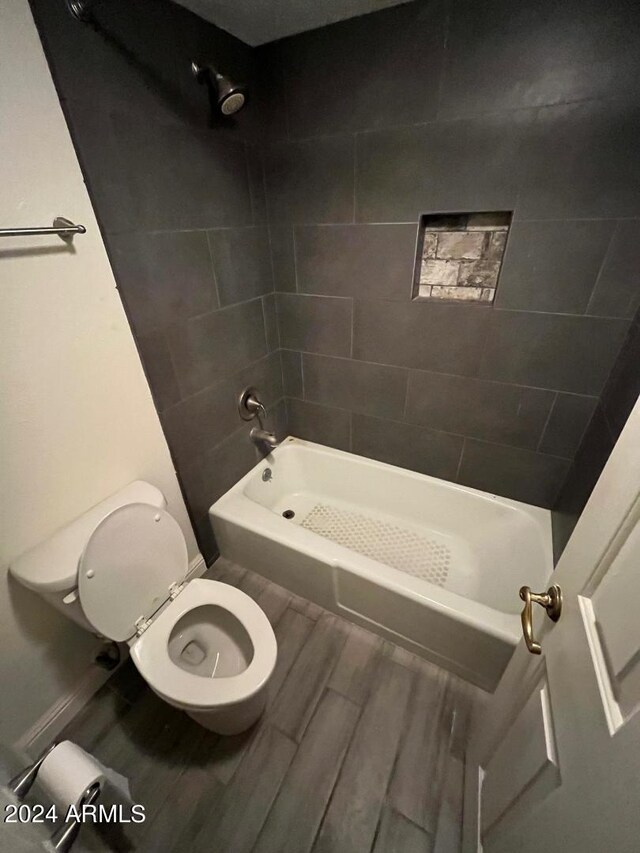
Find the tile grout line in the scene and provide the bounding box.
[268,94,629,146]
[434,0,452,122]
[292,225,300,293]
[161,349,280,416]
[282,393,573,463]
[352,133,358,224]
[123,215,638,236]
[304,687,367,853]
[244,141,257,226]
[454,439,466,483]
[584,221,618,316]
[536,391,558,452]
[277,346,602,399]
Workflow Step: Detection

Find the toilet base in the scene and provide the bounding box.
[184,684,268,735]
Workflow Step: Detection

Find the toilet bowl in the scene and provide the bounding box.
[10,481,277,736]
[130,579,275,734]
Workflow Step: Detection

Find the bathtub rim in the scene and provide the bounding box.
[210,436,553,648]
[241,436,551,534]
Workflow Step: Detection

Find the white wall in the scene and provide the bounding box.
[0,0,200,744]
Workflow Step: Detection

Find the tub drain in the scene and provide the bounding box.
[282,509,295,519]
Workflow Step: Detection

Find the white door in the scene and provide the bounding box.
[463,397,640,853]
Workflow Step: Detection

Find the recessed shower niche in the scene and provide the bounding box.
[413,211,512,303]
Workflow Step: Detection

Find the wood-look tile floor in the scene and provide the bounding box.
[61,558,481,853]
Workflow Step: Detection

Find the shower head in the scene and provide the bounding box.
[191,62,247,116]
[65,0,97,21]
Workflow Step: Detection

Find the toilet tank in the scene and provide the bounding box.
[9,481,166,632]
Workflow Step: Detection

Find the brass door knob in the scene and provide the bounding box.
[519,585,562,655]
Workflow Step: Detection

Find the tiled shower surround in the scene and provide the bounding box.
[32,0,640,563]
[30,0,280,562]
[416,212,510,302]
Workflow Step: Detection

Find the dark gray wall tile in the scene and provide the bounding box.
[252,43,289,143]
[277,293,352,357]
[351,414,463,481]
[587,221,640,318]
[172,127,255,229]
[167,299,267,397]
[31,0,179,120]
[552,312,640,560]
[405,371,555,450]
[264,135,355,224]
[295,224,417,300]
[480,311,630,395]
[552,405,617,556]
[31,0,270,563]
[496,220,615,314]
[86,113,254,232]
[353,300,490,375]
[200,425,262,508]
[135,329,182,411]
[271,397,289,442]
[458,440,570,507]
[179,457,213,522]
[281,0,446,138]
[161,351,282,465]
[36,0,640,547]
[355,113,525,222]
[539,393,598,457]
[107,230,217,335]
[286,398,351,452]
[208,226,273,306]
[281,350,304,398]
[517,102,640,220]
[235,350,285,421]
[601,315,640,438]
[440,0,640,119]
[303,354,408,420]
[161,380,240,466]
[550,509,577,566]
[262,294,280,352]
[63,104,137,234]
[247,144,268,224]
[270,226,297,292]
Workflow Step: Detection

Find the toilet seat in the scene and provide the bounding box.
[78,503,188,642]
[78,501,277,714]
[130,579,277,709]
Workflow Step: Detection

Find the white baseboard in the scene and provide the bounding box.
[186,552,207,580]
[13,663,115,758]
[15,551,205,757]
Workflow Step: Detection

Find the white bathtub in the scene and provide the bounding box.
[210,437,552,691]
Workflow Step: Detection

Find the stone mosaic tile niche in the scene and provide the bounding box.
[415,211,512,303]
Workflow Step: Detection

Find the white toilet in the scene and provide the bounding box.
[10,481,277,735]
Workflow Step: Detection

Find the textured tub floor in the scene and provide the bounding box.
[59,557,482,852]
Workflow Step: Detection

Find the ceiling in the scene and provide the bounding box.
[175,0,412,46]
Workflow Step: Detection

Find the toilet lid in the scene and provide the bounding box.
[78,503,188,642]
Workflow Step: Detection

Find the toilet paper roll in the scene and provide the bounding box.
[37,740,131,811]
